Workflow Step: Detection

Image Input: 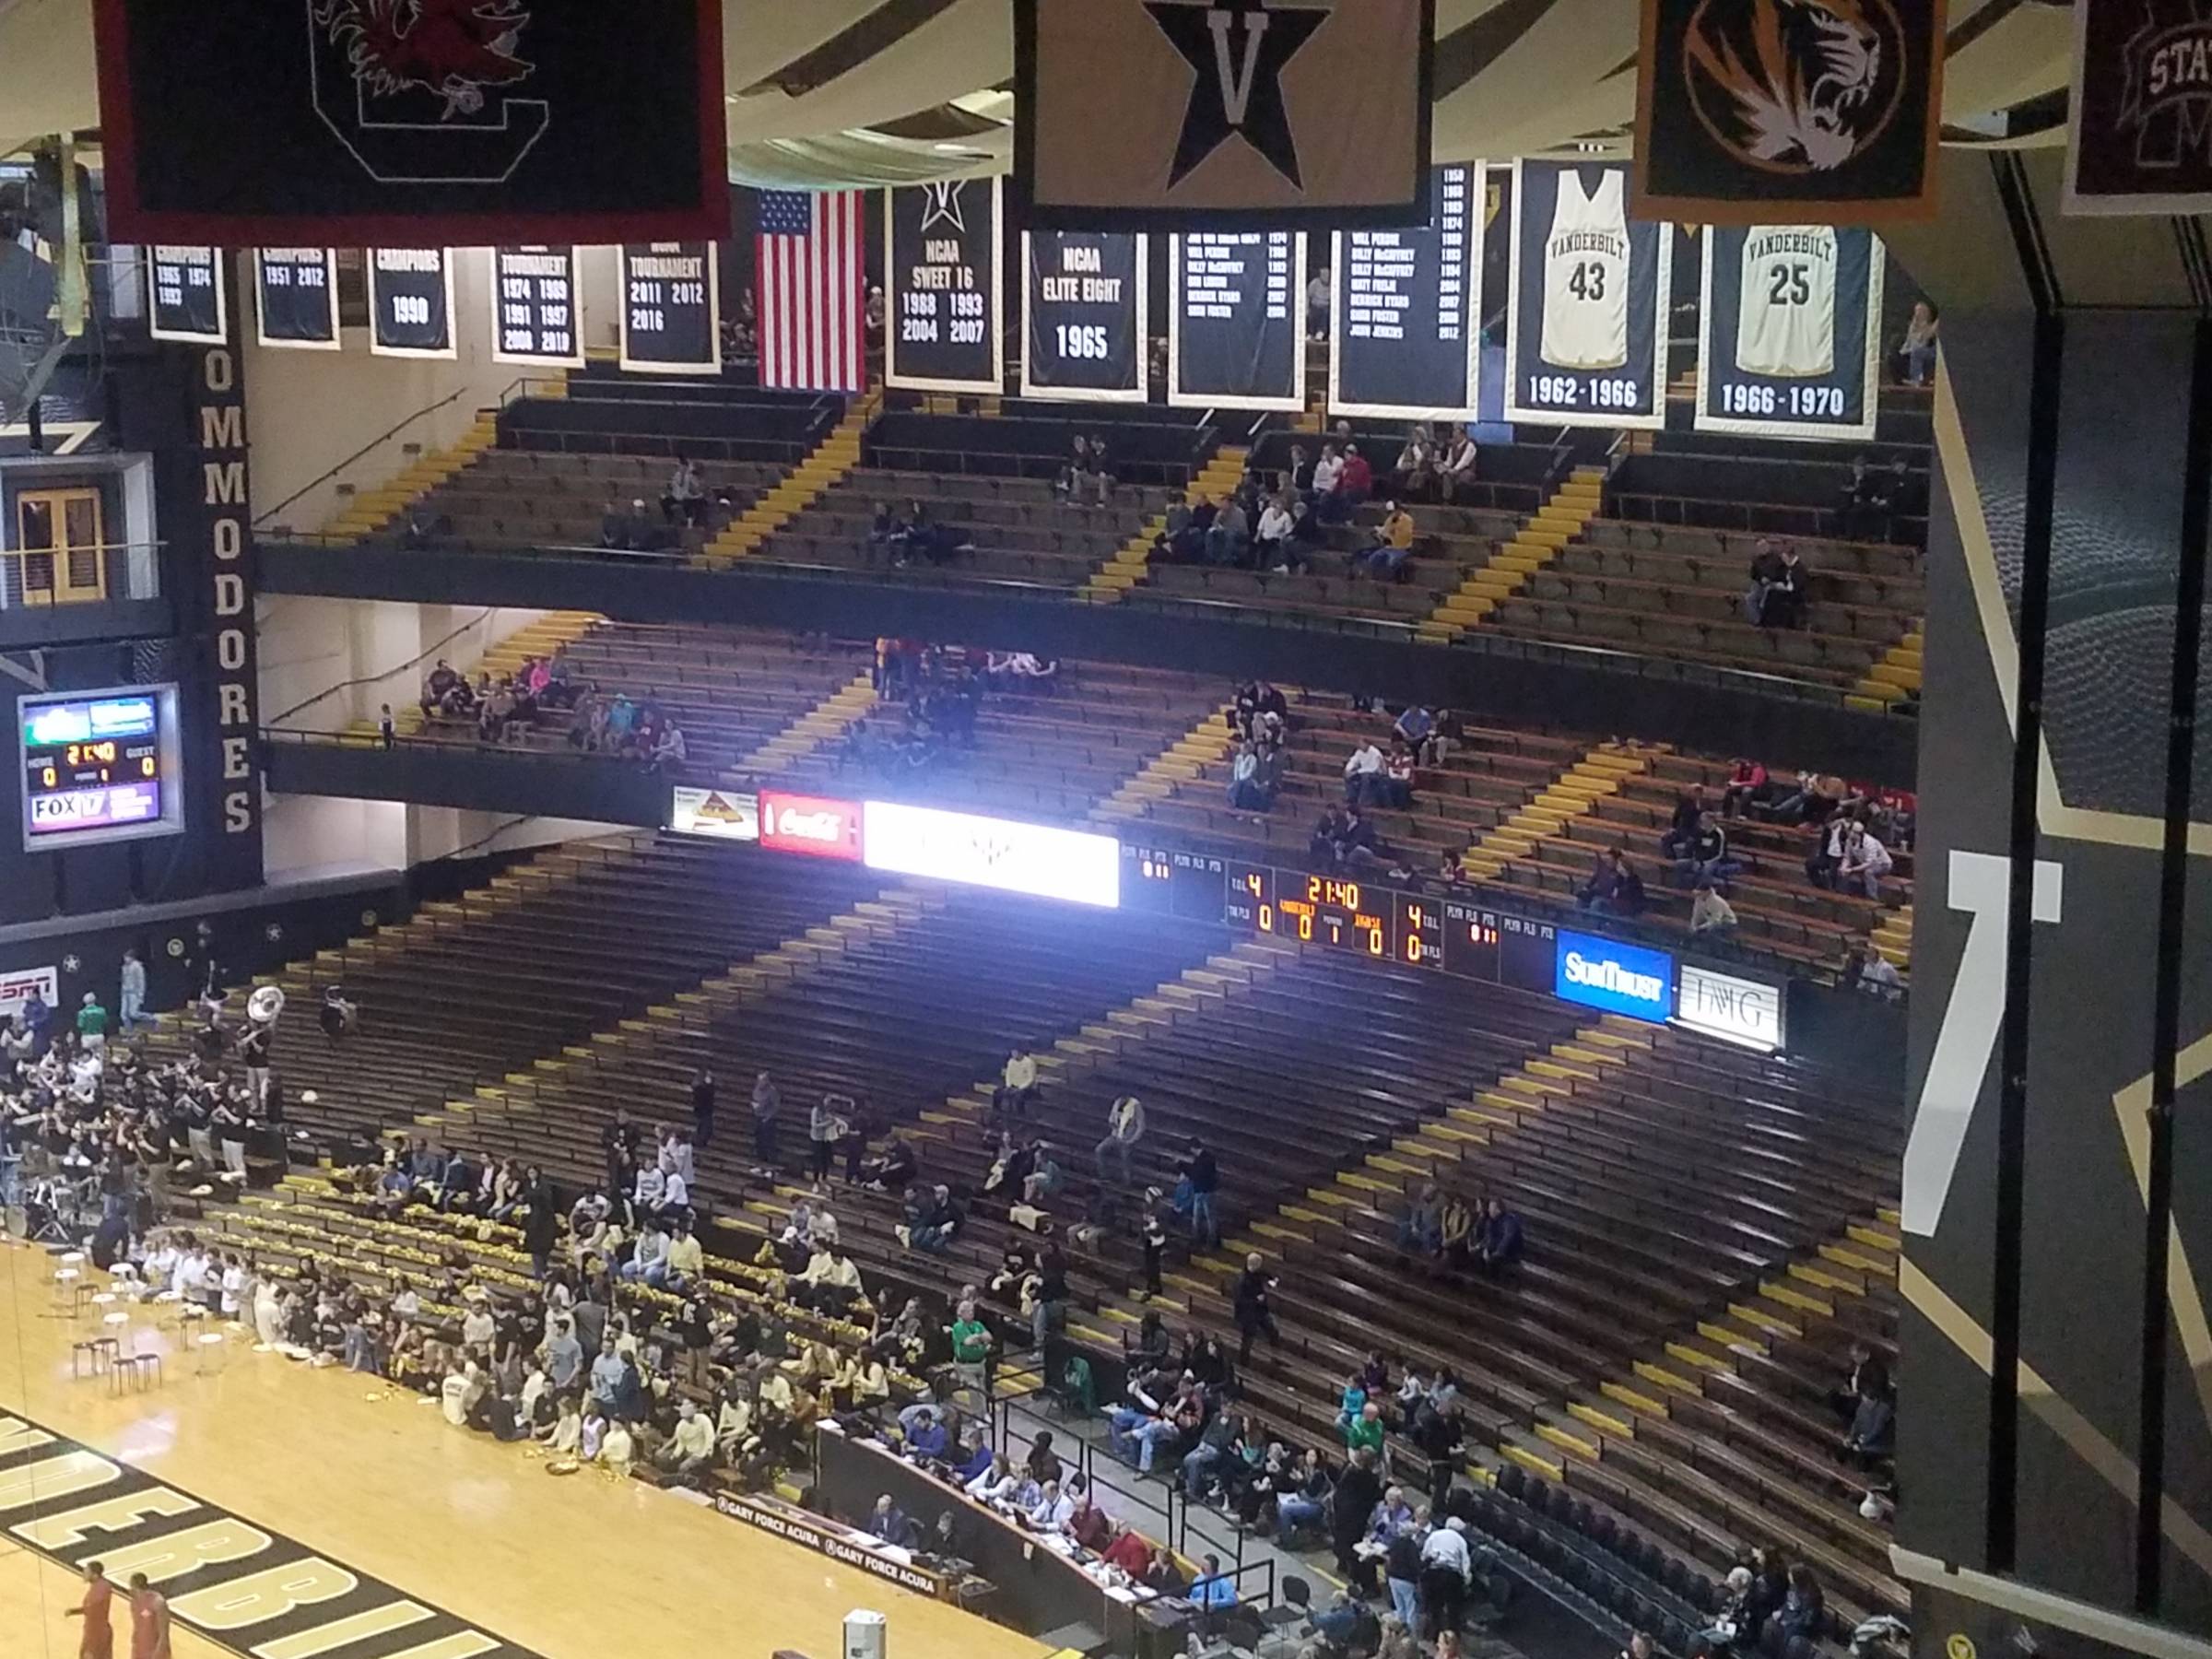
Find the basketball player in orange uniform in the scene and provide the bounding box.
[65,1560,115,1659]
[129,1574,173,1659]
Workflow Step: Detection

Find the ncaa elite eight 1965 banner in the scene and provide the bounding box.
[1015,0,1434,228]
[1631,0,1946,224]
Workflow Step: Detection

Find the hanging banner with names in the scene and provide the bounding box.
[1014,0,1434,229]
[1630,0,1945,225]
[369,248,455,359]
[2065,0,2212,215]
[91,0,729,244]
[1168,231,1303,411]
[253,248,339,349]
[886,180,1005,394]
[1021,229,1148,403]
[490,245,583,367]
[147,245,226,343]
[1696,224,1883,442]
[619,243,720,375]
[1504,161,1671,430]
[1329,163,1481,421]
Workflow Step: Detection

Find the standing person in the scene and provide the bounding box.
[118,948,148,1033]
[76,993,111,1053]
[1332,1448,1384,1585]
[690,1070,715,1148]
[127,1575,171,1659]
[1233,1252,1279,1364]
[1181,1139,1220,1247]
[809,1093,847,1189]
[1419,1515,1474,1638]
[750,1070,782,1170]
[1139,1190,1169,1300]
[1094,1093,1144,1184]
[67,1561,115,1659]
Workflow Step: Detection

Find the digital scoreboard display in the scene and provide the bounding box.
[19,685,184,853]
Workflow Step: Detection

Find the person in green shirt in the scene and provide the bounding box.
[76,993,110,1051]
[1345,1400,1386,1458]
[950,1306,994,1395]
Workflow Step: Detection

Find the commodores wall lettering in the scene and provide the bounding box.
[197,343,258,840]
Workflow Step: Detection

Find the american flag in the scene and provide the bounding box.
[757,189,865,393]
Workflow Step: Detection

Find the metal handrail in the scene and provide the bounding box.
[264,607,495,728]
[0,540,166,603]
[253,385,476,528]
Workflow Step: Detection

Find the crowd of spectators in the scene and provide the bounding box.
[414,649,688,766]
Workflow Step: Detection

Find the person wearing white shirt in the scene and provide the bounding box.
[1312,445,1346,497]
[1255,498,1294,563]
[1028,1479,1076,1534]
[461,1301,497,1347]
[1419,1515,1475,1630]
[659,1170,689,1219]
[967,1454,1018,1501]
[664,1220,704,1288]
[1095,1094,1145,1184]
[142,1241,180,1292]
[994,1047,1040,1121]
[1438,431,1478,501]
[599,1419,635,1476]
[654,1400,714,1478]
[623,1222,671,1287]
[1839,825,1894,900]
[798,1249,863,1314]
[629,1163,665,1225]
[543,1400,582,1454]
[1343,741,1384,806]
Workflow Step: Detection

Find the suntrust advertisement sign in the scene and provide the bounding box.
[1555,929,1675,1022]
[758,791,863,860]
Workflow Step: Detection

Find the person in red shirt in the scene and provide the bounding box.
[1337,445,1374,507]
[67,1561,114,1659]
[1101,1519,1154,1576]
[1721,758,1768,818]
[128,1576,172,1659]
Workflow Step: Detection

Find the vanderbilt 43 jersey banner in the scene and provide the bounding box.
[1022,230,1148,403]
[91,0,728,243]
[1505,161,1670,430]
[1696,224,1882,441]
[1170,230,1305,410]
[1015,0,1434,229]
[887,181,1005,394]
[2065,0,2212,215]
[1329,164,1483,422]
[1632,0,1946,225]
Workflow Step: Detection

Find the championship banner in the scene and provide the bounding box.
[147,246,227,344]
[1329,163,1482,421]
[1020,230,1148,403]
[1631,0,1945,225]
[886,180,1005,394]
[1168,230,1304,411]
[91,0,729,244]
[1014,0,1434,229]
[1504,161,1671,430]
[253,248,340,349]
[619,243,720,376]
[490,245,583,367]
[1695,224,1883,442]
[2065,0,2212,215]
[369,247,456,359]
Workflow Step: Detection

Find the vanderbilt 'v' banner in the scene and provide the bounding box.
[91,0,729,243]
[1015,0,1434,229]
[1631,0,1946,225]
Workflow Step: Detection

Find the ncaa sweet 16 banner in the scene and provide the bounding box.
[2065,0,2212,215]
[1014,0,1435,228]
[90,0,728,242]
[1631,0,1947,225]
[1696,224,1883,441]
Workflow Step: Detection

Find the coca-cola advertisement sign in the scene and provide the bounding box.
[759,791,863,861]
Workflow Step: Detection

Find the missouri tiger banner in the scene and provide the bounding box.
[1631,0,1947,226]
[1014,0,1434,229]
[91,0,728,243]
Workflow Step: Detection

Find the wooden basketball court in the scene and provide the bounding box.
[0,1241,1047,1659]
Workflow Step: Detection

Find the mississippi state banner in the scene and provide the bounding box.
[1015,0,1434,229]
[1632,0,1946,225]
[1695,225,1882,441]
[91,0,728,243]
[1504,161,1670,431]
[2065,0,2212,215]
[886,180,1006,394]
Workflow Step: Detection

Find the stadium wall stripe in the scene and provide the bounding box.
[0,1411,543,1659]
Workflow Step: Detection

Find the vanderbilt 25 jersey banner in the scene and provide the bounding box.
[1697,225,1882,441]
[1631,0,1945,225]
[1169,231,1304,411]
[490,245,582,366]
[146,246,227,344]
[1014,0,1434,229]
[369,247,455,359]
[619,243,719,375]
[886,181,1005,394]
[1505,161,1670,430]
[253,248,339,348]
[2065,0,2212,215]
[90,0,729,243]
[1329,164,1482,422]
[1022,230,1148,403]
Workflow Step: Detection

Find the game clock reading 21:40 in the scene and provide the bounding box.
[18,685,186,853]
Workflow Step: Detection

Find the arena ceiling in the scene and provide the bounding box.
[0,0,2079,189]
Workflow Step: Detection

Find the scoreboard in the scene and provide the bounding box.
[19,685,185,852]
[1121,845,1557,994]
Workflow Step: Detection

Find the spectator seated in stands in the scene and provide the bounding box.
[1474,1198,1524,1277]
[1764,544,1810,628]
[856,1129,917,1193]
[1109,1378,1205,1474]
[1689,881,1738,936]
[1899,300,1938,386]
[661,456,706,528]
[1393,702,1434,755]
[1659,783,1709,863]
[895,1183,961,1253]
[1226,741,1275,812]
[1311,442,1346,512]
[1835,820,1895,900]
[1377,743,1418,809]
[419,659,472,721]
[1254,492,1295,569]
[866,501,901,561]
[1721,757,1770,818]
[1576,848,1646,917]
[1745,538,1783,626]
[1326,443,1374,524]
[1398,1180,1443,1253]
[1344,737,1386,805]
[994,1045,1040,1121]
[1769,1567,1828,1651]
[1361,500,1418,579]
[1845,945,1906,1003]
[1392,430,1435,500]
[1672,813,1742,890]
[1438,428,1478,501]
[1056,434,1112,506]
[1206,494,1251,567]
[1322,806,1387,870]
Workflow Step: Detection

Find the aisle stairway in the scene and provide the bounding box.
[1078,446,1251,604]
[1417,466,1606,642]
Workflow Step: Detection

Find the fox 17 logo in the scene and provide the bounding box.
[309,0,550,185]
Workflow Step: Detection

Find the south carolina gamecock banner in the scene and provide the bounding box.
[92,0,728,243]
[1631,0,1947,225]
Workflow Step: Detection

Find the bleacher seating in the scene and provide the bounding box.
[503,383,837,466]
[866,409,1218,489]
[382,448,780,557]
